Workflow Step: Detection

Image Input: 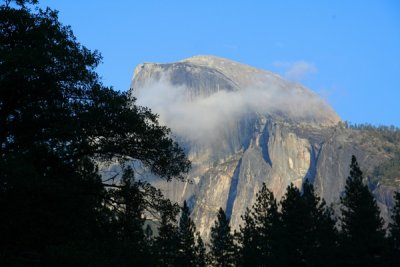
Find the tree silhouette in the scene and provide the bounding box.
[176,200,197,266]
[105,167,151,265]
[195,232,207,267]
[339,155,385,266]
[154,208,179,267]
[237,208,257,266]
[238,183,280,266]
[301,179,338,267]
[274,181,338,267]
[388,191,400,265]
[209,208,236,267]
[0,1,190,265]
[279,184,309,267]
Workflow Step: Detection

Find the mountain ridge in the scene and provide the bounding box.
[125,56,399,239]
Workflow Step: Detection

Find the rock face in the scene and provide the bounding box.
[129,55,398,239]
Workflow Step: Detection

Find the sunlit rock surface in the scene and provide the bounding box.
[127,55,397,239]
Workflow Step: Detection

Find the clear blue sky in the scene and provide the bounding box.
[39,0,400,126]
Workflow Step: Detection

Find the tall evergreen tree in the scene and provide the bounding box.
[388,191,400,265]
[154,208,179,267]
[279,184,308,267]
[339,155,385,266]
[209,208,236,267]
[105,167,150,266]
[176,200,197,267]
[237,208,257,266]
[277,181,338,267]
[238,183,280,267]
[195,232,207,267]
[301,180,338,267]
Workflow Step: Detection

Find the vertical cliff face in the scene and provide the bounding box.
[128,55,398,239]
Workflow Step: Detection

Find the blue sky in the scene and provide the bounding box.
[39,1,400,126]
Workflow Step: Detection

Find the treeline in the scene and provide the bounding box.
[347,122,400,146]
[348,122,400,133]
[135,156,400,267]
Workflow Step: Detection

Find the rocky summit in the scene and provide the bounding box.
[127,55,399,239]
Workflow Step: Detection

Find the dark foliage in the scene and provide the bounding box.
[339,155,386,266]
[195,232,207,267]
[0,1,189,266]
[176,200,197,266]
[209,208,236,267]
[279,182,338,267]
[237,183,280,266]
[154,208,179,267]
[387,191,400,266]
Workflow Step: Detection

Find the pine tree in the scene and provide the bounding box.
[238,183,280,266]
[237,208,257,266]
[278,181,338,267]
[176,200,197,267]
[302,180,338,267]
[195,232,207,267]
[154,210,179,267]
[339,155,385,266]
[279,184,308,267]
[209,208,236,267]
[388,191,400,265]
[106,167,150,265]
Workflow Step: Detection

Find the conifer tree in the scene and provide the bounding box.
[279,184,308,266]
[154,210,179,267]
[237,208,257,266]
[108,167,149,265]
[195,232,207,267]
[278,181,338,267]
[302,180,338,267]
[209,208,236,267]
[176,200,197,266]
[389,192,400,249]
[388,191,400,265]
[238,183,280,266]
[339,155,385,266]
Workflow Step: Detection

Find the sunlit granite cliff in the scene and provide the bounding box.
[127,55,398,239]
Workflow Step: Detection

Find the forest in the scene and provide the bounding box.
[1,1,400,266]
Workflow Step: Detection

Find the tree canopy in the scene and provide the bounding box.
[339,155,385,266]
[209,208,236,267]
[0,1,190,265]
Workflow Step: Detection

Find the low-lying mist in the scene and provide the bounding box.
[134,78,337,145]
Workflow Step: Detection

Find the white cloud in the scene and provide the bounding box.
[134,76,333,146]
[273,61,317,81]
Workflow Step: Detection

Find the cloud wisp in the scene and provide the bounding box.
[273,61,317,81]
[134,76,338,147]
